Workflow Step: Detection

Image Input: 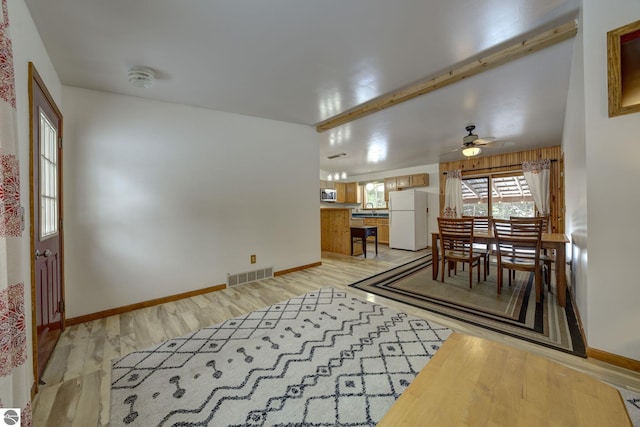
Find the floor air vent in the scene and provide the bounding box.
[227,267,274,287]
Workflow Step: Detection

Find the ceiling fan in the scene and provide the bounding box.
[458,125,497,157]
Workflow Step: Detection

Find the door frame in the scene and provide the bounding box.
[28,62,65,391]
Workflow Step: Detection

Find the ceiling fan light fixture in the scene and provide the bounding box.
[462,146,481,157]
[128,66,156,88]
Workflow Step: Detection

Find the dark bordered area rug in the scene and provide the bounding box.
[349,254,586,357]
[110,288,451,426]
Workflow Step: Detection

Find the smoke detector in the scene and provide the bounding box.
[127,66,155,88]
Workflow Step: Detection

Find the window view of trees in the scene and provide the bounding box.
[363,182,386,208]
[462,173,535,219]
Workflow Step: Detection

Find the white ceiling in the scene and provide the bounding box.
[24,0,580,177]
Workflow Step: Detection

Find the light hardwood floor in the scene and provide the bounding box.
[33,246,640,426]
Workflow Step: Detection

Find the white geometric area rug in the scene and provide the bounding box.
[110,288,452,426]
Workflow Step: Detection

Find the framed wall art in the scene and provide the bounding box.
[607,20,640,117]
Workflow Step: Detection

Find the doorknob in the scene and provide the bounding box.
[35,249,52,259]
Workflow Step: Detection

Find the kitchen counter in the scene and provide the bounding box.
[352,212,389,218]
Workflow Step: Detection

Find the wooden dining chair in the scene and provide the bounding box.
[437,217,485,288]
[493,218,544,302]
[510,216,553,290]
[463,215,493,276]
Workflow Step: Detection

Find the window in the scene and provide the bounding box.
[40,109,59,238]
[462,177,489,216]
[363,182,386,209]
[462,173,535,219]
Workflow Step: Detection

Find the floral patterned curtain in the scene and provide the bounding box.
[443,170,463,218]
[523,159,551,216]
[0,0,32,424]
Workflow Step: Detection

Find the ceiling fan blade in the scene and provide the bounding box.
[475,137,497,145]
[483,140,516,148]
[480,140,499,148]
[441,144,463,155]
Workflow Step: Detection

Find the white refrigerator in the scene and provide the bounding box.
[389,190,428,251]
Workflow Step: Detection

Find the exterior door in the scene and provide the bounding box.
[30,63,64,380]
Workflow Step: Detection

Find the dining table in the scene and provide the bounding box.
[431,230,571,307]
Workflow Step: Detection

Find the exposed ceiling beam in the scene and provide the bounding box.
[315,19,578,133]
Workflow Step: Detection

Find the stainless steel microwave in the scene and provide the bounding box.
[320,188,337,202]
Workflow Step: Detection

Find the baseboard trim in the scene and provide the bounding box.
[568,278,640,373]
[66,261,322,326]
[587,347,640,372]
[574,286,639,372]
[65,283,227,326]
[275,261,322,276]
[567,284,588,350]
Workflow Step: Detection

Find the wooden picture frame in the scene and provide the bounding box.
[608,20,640,117]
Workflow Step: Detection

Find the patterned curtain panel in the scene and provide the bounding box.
[443,170,463,218]
[0,0,32,424]
[523,159,551,216]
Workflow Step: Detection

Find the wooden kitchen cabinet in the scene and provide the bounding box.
[384,177,397,201]
[321,208,362,255]
[321,208,349,254]
[396,173,429,189]
[336,182,358,204]
[410,173,429,187]
[345,182,358,203]
[335,183,345,203]
[320,180,335,189]
[378,218,389,244]
[396,175,411,188]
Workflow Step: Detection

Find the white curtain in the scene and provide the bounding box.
[0,0,32,424]
[523,159,551,216]
[443,170,463,218]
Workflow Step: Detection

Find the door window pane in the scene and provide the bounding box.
[40,109,58,239]
[462,174,535,219]
[491,174,535,219]
[462,177,489,216]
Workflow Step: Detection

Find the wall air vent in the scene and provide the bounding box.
[327,153,347,159]
[226,267,274,287]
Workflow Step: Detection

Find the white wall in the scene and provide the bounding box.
[562,9,588,330]
[63,88,320,318]
[9,0,63,398]
[581,0,640,359]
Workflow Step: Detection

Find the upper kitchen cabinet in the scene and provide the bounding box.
[384,174,429,200]
[320,180,336,189]
[397,173,429,189]
[384,177,397,201]
[346,182,358,203]
[409,173,429,187]
[336,182,358,204]
[396,175,411,188]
